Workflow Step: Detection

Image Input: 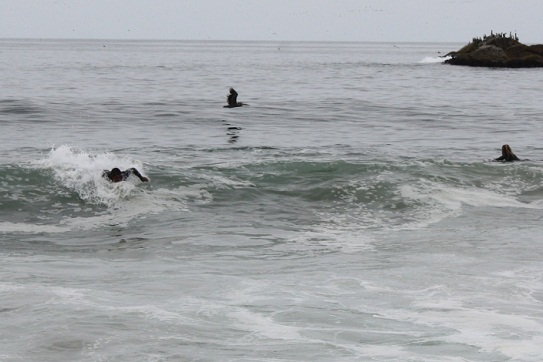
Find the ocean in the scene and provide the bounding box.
[1,39,543,361]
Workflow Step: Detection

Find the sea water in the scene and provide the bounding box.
[1,39,543,361]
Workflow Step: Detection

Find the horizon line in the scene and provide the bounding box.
[0,37,467,44]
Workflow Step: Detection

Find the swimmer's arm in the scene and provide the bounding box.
[128,168,149,182]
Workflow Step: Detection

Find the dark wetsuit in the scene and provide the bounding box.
[495,154,520,162]
[102,168,147,182]
[495,145,520,162]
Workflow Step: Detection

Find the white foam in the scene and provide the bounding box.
[398,181,543,230]
[418,307,543,360]
[22,145,209,232]
[229,308,303,341]
[375,270,543,361]
[0,221,69,234]
[0,282,25,292]
[403,183,526,209]
[48,285,191,321]
[290,222,376,254]
[59,188,194,230]
[32,144,146,206]
[419,56,450,64]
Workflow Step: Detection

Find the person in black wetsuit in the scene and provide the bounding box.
[103,167,149,183]
[495,144,520,162]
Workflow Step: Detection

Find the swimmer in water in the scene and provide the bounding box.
[495,144,520,162]
[103,167,149,183]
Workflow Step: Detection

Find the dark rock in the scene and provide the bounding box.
[444,33,543,68]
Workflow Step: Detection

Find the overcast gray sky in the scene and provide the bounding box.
[1,0,541,43]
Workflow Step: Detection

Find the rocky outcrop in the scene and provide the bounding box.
[444,33,543,68]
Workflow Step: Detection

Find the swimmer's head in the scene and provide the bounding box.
[110,168,122,183]
[502,144,513,156]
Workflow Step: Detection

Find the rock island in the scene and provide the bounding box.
[444,32,543,68]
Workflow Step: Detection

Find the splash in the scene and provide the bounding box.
[419,56,450,64]
[21,145,196,232]
[33,145,146,206]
